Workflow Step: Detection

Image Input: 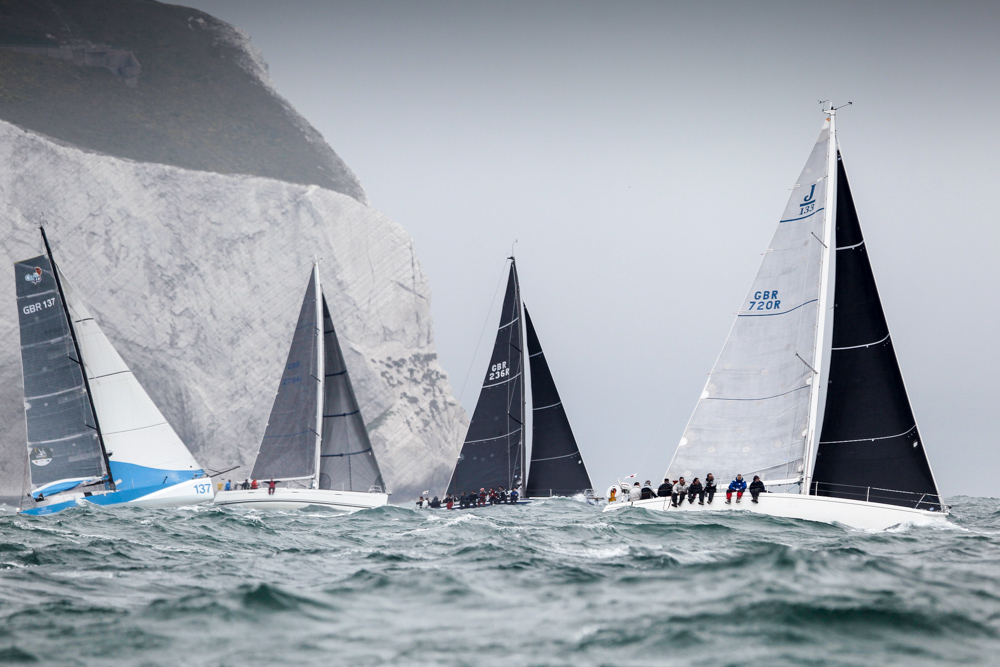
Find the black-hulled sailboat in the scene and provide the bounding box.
[605,108,947,530]
[214,264,389,512]
[447,258,593,501]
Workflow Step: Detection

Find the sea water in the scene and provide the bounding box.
[1,496,998,666]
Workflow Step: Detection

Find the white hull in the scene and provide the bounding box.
[21,476,215,515]
[213,487,389,512]
[602,492,948,531]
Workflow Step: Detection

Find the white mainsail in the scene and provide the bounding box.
[666,119,834,489]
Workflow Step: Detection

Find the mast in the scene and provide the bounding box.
[40,227,115,491]
[801,110,838,494]
[511,256,526,492]
[312,263,324,489]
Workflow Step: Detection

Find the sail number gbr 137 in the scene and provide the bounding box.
[747,290,781,312]
[22,297,56,315]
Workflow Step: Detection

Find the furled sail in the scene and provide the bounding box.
[251,271,321,481]
[524,307,593,497]
[667,122,833,488]
[15,255,107,497]
[447,261,525,496]
[61,276,204,485]
[810,154,941,509]
[318,296,385,492]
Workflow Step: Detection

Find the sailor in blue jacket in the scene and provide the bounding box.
[725,474,746,504]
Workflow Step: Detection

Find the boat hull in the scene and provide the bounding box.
[18,477,216,515]
[213,487,389,512]
[602,491,948,531]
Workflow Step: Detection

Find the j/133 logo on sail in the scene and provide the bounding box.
[799,184,817,214]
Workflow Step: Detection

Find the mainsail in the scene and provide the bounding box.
[15,255,107,497]
[524,307,593,497]
[667,122,833,488]
[318,296,385,492]
[447,261,525,495]
[810,154,941,509]
[251,271,321,482]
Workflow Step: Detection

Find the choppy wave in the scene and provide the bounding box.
[1,497,999,665]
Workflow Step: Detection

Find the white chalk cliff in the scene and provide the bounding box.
[0,117,467,502]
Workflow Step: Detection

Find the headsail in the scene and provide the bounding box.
[61,275,204,487]
[524,307,593,497]
[318,295,385,492]
[251,271,321,482]
[447,260,525,495]
[810,154,941,509]
[15,255,107,497]
[667,122,833,488]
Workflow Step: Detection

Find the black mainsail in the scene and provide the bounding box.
[15,253,108,495]
[251,271,321,482]
[318,296,385,492]
[447,261,525,496]
[810,154,941,510]
[524,307,593,497]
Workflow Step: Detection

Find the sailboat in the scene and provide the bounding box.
[447,258,593,501]
[605,109,947,530]
[214,264,389,512]
[15,229,214,516]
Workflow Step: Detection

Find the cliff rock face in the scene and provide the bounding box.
[0,0,366,201]
[0,118,465,502]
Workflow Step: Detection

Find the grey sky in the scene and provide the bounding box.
[185,0,999,496]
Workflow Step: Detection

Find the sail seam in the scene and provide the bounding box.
[739,298,817,317]
[819,424,917,445]
[779,207,825,223]
[101,421,171,436]
[90,370,131,380]
[533,401,562,410]
[483,372,522,387]
[323,410,360,418]
[704,385,809,402]
[463,428,522,445]
[262,428,320,439]
[29,432,97,445]
[831,333,890,350]
[530,452,578,462]
[320,447,373,458]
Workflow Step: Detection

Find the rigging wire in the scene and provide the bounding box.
[457,256,511,406]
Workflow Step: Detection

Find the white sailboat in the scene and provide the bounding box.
[214,264,389,512]
[605,109,948,530]
[16,229,214,515]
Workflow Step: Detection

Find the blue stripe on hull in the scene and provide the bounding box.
[20,462,207,515]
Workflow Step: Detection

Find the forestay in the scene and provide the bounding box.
[524,308,593,497]
[667,123,833,488]
[15,255,106,496]
[251,272,321,482]
[447,261,525,495]
[318,296,385,492]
